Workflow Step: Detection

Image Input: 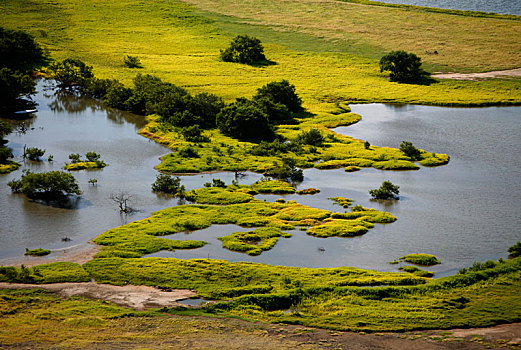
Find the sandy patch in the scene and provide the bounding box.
[433,68,521,80]
[0,281,196,310]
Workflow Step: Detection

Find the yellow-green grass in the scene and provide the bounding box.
[296,188,320,195]
[93,185,395,256]
[400,253,441,266]
[0,161,21,174]
[24,248,50,257]
[399,265,434,278]
[182,0,521,73]
[218,227,292,256]
[1,0,520,109]
[330,197,353,208]
[64,161,107,171]
[0,262,90,284]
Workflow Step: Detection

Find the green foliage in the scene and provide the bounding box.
[68,153,81,163]
[508,241,521,258]
[24,147,45,161]
[123,55,142,68]
[369,180,400,199]
[185,187,252,205]
[180,125,208,142]
[24,248,50,256]
[0,67,36,104]
[0,262,90,283]
[216,98,274,141]
[296,129,325,146]
[379,50,432,84]
[399,265,434,278]
[329,197,353,208]
[0,147,13,164]
[265,158,304,182]
[8,170,81,201]
[218,227,291,256]
[253,80,303,114]
[178,146,199,158]
[0,120,11,140]
[47,58,94,90]
[399,141,421,160]
[400,254,441,266]
[220,35,266,64]
[0,26,44,70]
[64,161,106,171]
[151,174,184,195]
[85,151,100,162]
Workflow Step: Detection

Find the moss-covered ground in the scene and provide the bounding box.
[63,161,107,171]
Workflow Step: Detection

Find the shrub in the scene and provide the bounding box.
[369,180,400,200]
[400,253,441,266]
[508,241,521,258]
[399,141,421,160]
[0,147,13,164]
[379,50,432,84]
[0,67,36,104]
[220,35,266,64]
[47,58,94,90]
[85,152,100,162]
[24,248,51,256]
[216,98,274,141]
[180,125,208,142]
[265,158,303,182]
[364,141,371,150]
[178,146,199,158]
[151,174,184,195]
[0,27,44,70]
[123,55,143,68]
[25,147,45,160]
[68,153,82,163]
[253,80,303,114]
[8,170,82,201]
[297,129,325,146]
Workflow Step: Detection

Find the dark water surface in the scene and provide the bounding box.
[373,0,521,15]
[1,83,520,277]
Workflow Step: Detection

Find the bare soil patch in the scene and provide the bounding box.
[433,68,521,80]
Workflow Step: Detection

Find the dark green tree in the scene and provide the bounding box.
[25,147,45,161]
[47,58,94,90]
[8,170,82,201]
[85,152,100,162]
[508,241,521,258]
[0,27,44,70]
[220,35,266,64]
[399,141,421,160]
[216,98,274,141]
[253,80,303,114]
[369,181,400,200]
[297,129,325,146]
[123,55,143,68]
[0,68,36,104]
[0,120,11,141]
[152,174,184,195]
[0,147,13,164]
[379,51,431,84]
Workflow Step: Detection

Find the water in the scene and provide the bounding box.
[1,83,520,277]
[373,0,521,16]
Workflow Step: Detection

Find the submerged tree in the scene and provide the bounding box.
[151,174,185,196]
[8,170,82,201]
[110,191,135,213]
[369,180,400,200]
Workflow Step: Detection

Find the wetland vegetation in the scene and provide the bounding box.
[0,0,520,346]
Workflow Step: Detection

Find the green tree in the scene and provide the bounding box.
[0,27,44,70]
[85,152,100,162]
[151,174,184,195]
[123,55,143,68]
[0,120,11,141]
[24,147,45,161]
[508,241,521,258]
[379,51,431,84]
[47,58,94,90]
[216,98,274,141]
[297,129,325,146]
[220,35,266,64]
[0,147,13,164]
[68,153,82,163]
[8,170,82,201]
[0,68,36,104]
[399,141,421,160]
[253,80,303,114]
[369,180,400,200]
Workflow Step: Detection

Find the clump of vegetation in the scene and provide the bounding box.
[369,180,400,199]
[379,50,432,84]
[0,262,90,283]
[220,35,266,64]
[399,141,421,160]
[8,170,82,201]
[296,188,320,195]
[0,26,44,70]
[0,67,36,107]
[68,153,81,163]
[24,147,45,161]
[216,98,274,141]
[265,158,304,183]
[399,265,434,278]
[400,254,441,266]
[151,174,185,196]
[508,241,521,258]
[24,248,51,256]
[64,152,106,170]
[458,260,497,274]
[123,55,143,68]
[218,227,292,256]
[297,129,325,146]
[47,58,94,90]
[330,197,353,208]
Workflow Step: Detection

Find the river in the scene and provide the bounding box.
[373,0,521,16]
[1,82,520,277]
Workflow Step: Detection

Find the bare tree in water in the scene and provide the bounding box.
[109,191,135,213]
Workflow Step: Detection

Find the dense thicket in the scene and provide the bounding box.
[0,27,44,70]
[220,35,266,64]
[8,170,82,201]
[216,98,274,141]
[379,51,431,84]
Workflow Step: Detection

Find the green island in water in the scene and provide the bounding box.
[0,0,520,347]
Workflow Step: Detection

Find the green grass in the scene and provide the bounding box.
[400,254,441,266]
[0,161,21,174]
[24,248,51,257]
[64,161,107,171]
[0,262,91,283]
[218,227,292,256]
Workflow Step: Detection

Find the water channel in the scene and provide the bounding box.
[1,81,520,277]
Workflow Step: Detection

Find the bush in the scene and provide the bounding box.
[25,248,51,256]
[399,141,421,160]
[0,67,36,104]
[216,98,274,141]
[123,55,143,68]
[47,58,94,90]
[85,152,100,162]
[265,158,303,182]
[25,147,45,160]
[0,147,13,164]
[369,180,400,200]
[204,178,226,188]
[180,125,208,142]
[8,170,82,201]
[297,129,325,146]
[508,241,521,258]
[0,27,44,70]
[178,146,199,158]
[379,50,431,84]
[68,153,82,163]
[151,174,185,195]
[220,35,266,64]
[253,80,303,114]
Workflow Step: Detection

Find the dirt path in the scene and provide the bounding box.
[433,68,521,80]
[0,282,196,310]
